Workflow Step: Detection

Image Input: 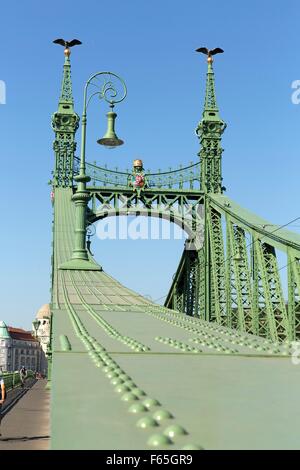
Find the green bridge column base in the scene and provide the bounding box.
[59,259,102,271]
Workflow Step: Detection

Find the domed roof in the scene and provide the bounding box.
[36,304,50,319]
[0,320,10,339]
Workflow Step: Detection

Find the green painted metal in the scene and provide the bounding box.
[48,47,300,450]
[196,57,226,193]
[52,54,79,188]
[88,187,204,250]
[60,70,126,270]
[164,248,201,317]
[50,48,300,344]
[59,335,72,351]
[74,158,201,190]
[206,206,227,324]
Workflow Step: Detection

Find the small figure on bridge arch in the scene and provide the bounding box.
[128,159,148,196]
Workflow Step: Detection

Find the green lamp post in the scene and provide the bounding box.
[32,319,39,337]
[60,59,127,270]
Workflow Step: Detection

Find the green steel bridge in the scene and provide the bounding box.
[48,46,300,450]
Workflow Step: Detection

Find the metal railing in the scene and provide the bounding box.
[2,370,34,391]
[74,157,201,190]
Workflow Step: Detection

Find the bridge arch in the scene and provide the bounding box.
[89,206,204,250]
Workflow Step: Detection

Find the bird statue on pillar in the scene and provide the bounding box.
[53,38,82,56]
[196,47,224,63]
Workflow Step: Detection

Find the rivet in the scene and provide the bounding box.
[124,380,136,388]
[110,377,124,386]
[163,425,188,438]
[128,403,148,414]
[121,392,138,402]
[100,354,109,361]
[136,417,159,429]
[152,409,173,421]
[114,384,130,394]
[143,398,161,409]
[105,359,114,366]
[147,434,172,447]
[106,371,118,379]
[131,388,146,397]
[119,373,130,381]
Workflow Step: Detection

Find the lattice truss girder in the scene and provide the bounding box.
[288,252,300,339]
[165,198,300,342]
[225,216,252,332]
[207,206,227,325]
[251,238,289,341]
[206,206,291,340]
[164,249,202,318]
[88,188,205,250]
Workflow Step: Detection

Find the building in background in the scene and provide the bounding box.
[0,321,41,372]
[32,304,51,375]
[0,305,50,374]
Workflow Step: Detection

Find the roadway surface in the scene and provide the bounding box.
[0,380,50,450]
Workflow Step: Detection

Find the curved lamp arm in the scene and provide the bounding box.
[83,71,127,112]
[78,72,127,177]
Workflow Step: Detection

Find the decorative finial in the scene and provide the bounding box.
[195,47,224,63]
[53,38,82,56]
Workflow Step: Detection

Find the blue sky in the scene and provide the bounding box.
[0,0,299,329]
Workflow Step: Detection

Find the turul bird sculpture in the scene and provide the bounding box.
[53,38,82,48]
[196,47,224,62]
[53,39,82,55]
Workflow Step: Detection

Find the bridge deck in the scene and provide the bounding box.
[50,189,300,450]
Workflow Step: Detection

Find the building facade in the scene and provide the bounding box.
[0,321,41,372]
[33,304,51,375]
[0,305,50,374]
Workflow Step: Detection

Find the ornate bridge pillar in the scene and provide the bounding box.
[196,52,226,322]
[51,50,79,188]
[196,53,226,194]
